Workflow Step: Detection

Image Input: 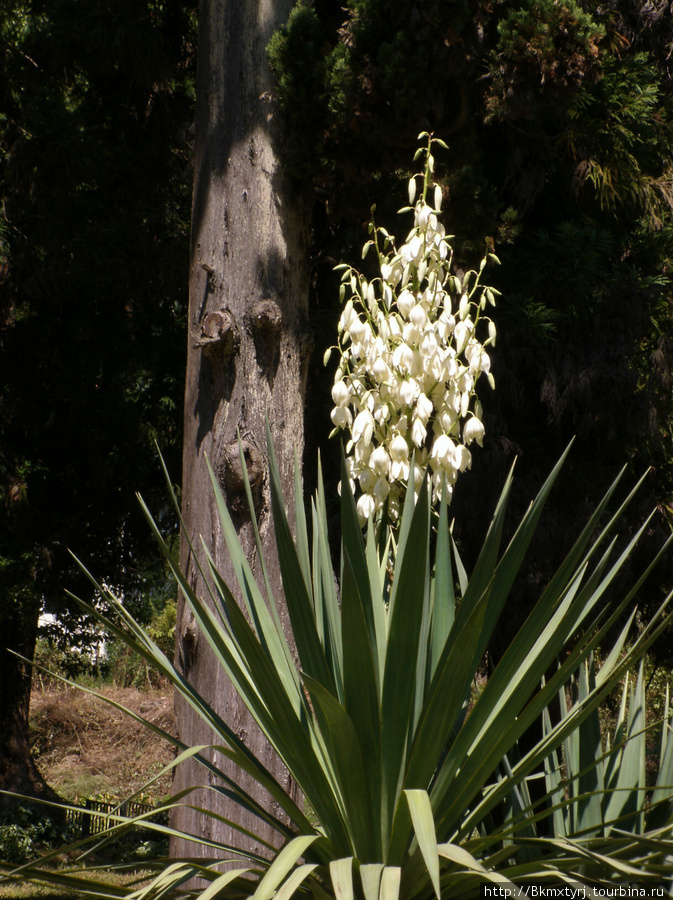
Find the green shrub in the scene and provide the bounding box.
[0,805,74,865]
[103,597,175,689]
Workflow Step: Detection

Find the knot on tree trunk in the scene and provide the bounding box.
[194,309,239,359]
[249,298,282,335]
[249,299,282,381]
[216,438,265,519]
[223,438,264,491]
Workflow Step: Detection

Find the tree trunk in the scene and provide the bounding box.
[0,608,62,815]
[171,0,311,862]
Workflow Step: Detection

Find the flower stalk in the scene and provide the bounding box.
[327,134,500,523]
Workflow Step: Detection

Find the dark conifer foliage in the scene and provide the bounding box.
[270,0,673,652]
[0,0,196,806]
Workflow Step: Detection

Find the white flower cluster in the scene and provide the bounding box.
[327,135,499,524]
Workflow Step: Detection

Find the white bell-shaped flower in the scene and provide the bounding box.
[415,392,433,424]
[390,433,410,481]
[400,378,420,407]
[431,433,455,470]
[359,468,376,493]
[401,234,423,265]
[331,380,350,407]
[392,343,414,374]
[381,260,403,285]
[409,304,428,329]
[415,204,432,229]
[463,416,485,447]
[349,316,366,343]
[411,417,427,448]
[331,406,353,429]
[402,322,422,348]
[420,331,438,362]
[397,290,415,318]
[453,444,472,472]
[352,410,375,447]
[372,356,391,383]
[373,476,390,504]
[374,404,391,427]
[356,492,377,524]
[370,445,391,477]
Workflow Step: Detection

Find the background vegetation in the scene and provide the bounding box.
[0,0,195,807]
[0,0,196,671]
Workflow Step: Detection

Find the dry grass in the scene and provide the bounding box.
[0,867,155,899]
[29,685,176,805]
[0,686,176,899]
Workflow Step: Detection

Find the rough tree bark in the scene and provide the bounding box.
[0,607,62,815]
[171,0,311,861]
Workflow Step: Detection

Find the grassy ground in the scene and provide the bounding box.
[0,867,156,899]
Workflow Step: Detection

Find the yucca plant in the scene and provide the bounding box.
[5,428,673,900]
[543,659,673,841]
